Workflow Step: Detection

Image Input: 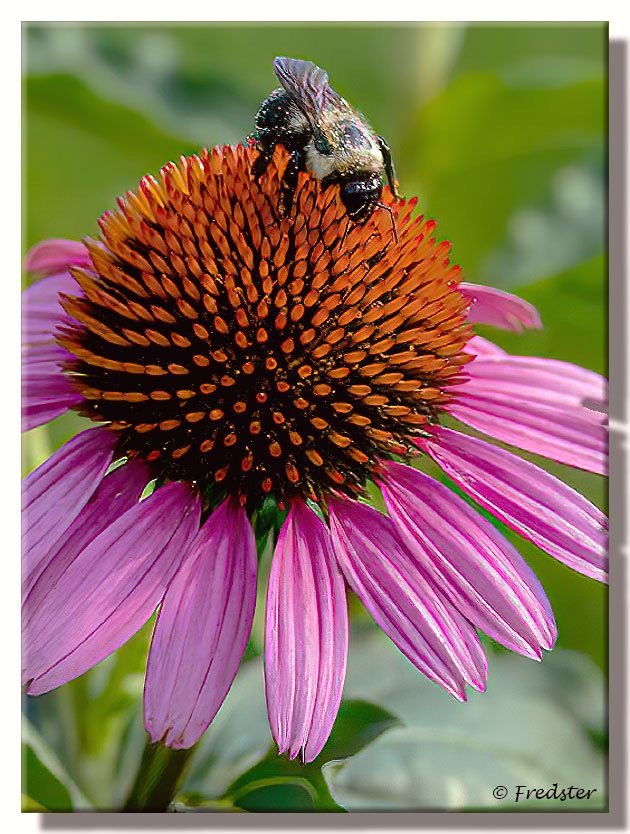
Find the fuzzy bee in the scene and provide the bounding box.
[250,56,400,226]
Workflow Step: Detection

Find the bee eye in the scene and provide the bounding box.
[340,175,381,222]
[342,181,371,197]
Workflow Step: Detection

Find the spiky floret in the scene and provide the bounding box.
[59,145,472,509]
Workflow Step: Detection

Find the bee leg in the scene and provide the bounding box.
[375,135,400,198]
[251,147,273,182]
[279,148,303,216]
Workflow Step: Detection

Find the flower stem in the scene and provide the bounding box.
[123,737,197,812]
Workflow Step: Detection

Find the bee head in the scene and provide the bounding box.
[339,172,382,222]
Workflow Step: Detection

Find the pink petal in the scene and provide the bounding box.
[24,482,201,694]
[24,239,90,276]
[464,335,507,357]
[22,360,78,395]
[265,501,348,763]
[144,498,257,749]
[22,341,72,367]
[379,462,556,659]
[21,271,84,429]
[22,428,118,574]
[420,427,608,582]
[462,355,608,409]
[22,272,81,346]
[21,400,81,433]
[22,342,82,432]
[460,282,542,331]
[448,393,608,475]
[22,459,150,603]
[328,498,486,700]
[452,351,609,474]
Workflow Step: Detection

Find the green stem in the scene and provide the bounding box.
[122,737,197,812]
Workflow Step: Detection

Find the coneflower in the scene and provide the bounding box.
[22,144,607,761]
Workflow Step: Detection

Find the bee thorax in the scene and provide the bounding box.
[305,141,338,179]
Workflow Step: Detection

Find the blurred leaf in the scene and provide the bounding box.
[405,71,604,282]
[170,797,246,812]
[451,23,605,82]
[24,621,153,809]
[182,654,400,808]
[182,638,605,812]
[21,793,48,812]
[24,73,195,251]
[481,164,604,287]
[216,699,399,812]
[22,715,92,810]
[327,633,606,810]
[22,746,73,811]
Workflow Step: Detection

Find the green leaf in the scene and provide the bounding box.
[221,751,342,812]
[218,699,400,812]
[22,715,92,811]
[314,700,401,764]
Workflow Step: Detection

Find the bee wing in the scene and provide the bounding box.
[273,57,337,121]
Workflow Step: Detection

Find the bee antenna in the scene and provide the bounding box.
[377,202,398,244]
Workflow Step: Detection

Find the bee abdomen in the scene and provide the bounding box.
[255,89,310,150]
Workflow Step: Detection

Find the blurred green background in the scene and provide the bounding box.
[22,22,607,812]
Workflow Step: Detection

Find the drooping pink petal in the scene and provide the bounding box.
[265,501,348,763]
[22,459,150,603]
[460,282,542,331]
[23,482,201,694]
[144,498,257,749]
[328,498,486,700]
[420,427,608,582]
[379,462,556,659]
[24,239,90,276]
[22,427,118,574]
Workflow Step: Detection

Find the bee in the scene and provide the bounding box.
[250,57,400,227]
